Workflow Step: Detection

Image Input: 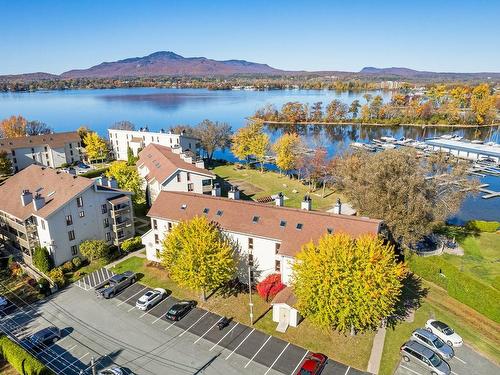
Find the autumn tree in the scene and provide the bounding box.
[231,121,269,170]
[161,216,236,301]
[273,133,303,176]
[280,102,308,123]
[348,100,361,119]
[106,161,143,202]
[309,102,323,122]
[77,126,91,147]
[369,95,384,119]
[110,120,135,130]
[470,83,495,124]
[325,100,348,122]
[293,233,406,333]
[195,119,232,165]
[0,115,27,137]
[83,132,108,162]
[26,120,52,135]
[0,151,12,176]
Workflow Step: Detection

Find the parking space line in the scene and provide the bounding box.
[290,350,309,375]
[454,356,466,364]
[60,352,89,373]
[264,342,289,375]
[100,268,107,283]
[209,322,239,351]
[400,365,423,375]
[94,270,101,285]
[164,322,176,331]
[91,272,96,287]
[116,286,147,306]
[194,316,223,344]
[127,305,136,312]
[344,366,350,375]
[179,311,209,337]
[225,328,255,360]
[139,296,170,318]
[153,311,168,324]
[244,335,272,368]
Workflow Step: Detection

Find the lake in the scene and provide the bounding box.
[1,87,499,223]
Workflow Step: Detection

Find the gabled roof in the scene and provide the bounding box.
[138,143,214,184]
[0,132,80,152]
[0,165,94,220]
[147,191,382,257]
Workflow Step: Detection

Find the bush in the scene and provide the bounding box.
[256,274,285,302]
[72,256,83,269]
[32,247,53,273]
[79,240,110,261]
[467,220,500,233]
[61,261,74,273]
[37,278,50,296]
[80,167,109,178]
[121,236,143,253]
[48,267,66,288]
[0,335,53,375]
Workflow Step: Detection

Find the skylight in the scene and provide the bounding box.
[216,210,223,216]
[296,223,303,230]
[252,216,260,224]
[180,204,187,210]
[279,220,286,227]
[327,228,333,234]
[203,208,209,214]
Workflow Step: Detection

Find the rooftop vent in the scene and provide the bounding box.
[275,192,284,207]
[296,223,303,230]
[327,228,333,234]
[228,185,240,200]
[279,220,286,227]
[216,210,223,217]
[252,216,260,224]
[181,204,187,210]
[203,208,210,214]
[301,195,312,211]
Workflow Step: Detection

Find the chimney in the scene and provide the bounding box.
[275,192,284,207]
[228,186,240,200]
[171,146,182,154]
[108,178,118,189]
[195,159,205,169]
[33,193,45,211]
[211,183,221,197]
[301,195,312,210]
[21,190,33,206]
[334,198,342,215]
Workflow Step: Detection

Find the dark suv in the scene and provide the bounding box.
[165,301,196,321]
[22,326,61,352]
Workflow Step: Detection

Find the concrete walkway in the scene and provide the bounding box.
[367,325,387,374]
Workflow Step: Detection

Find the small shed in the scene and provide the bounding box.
[271,287,302,332]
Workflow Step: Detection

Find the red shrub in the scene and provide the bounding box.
[256,274,285,302]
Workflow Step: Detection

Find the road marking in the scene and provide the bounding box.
[96,270,102,284]
[59,352,89,373]
[344,366,350,375]
[153,311,169,324]
[225,328,255,360]
[290,351,309,375]
[139,296,170,318]
[116,286,147,306]
[210,322,239,351]
[91,271,96,287]
[100,268,106,283]
[454,356,466,364]
[264,342,290,375]
[451,372,460,375]
[244,335,272,368]
[164,321,176,331]
[400,365,423,375]
[179,311,209,337]
[45,344,77,365]
[127,305,136,312]
[194,316,223,344]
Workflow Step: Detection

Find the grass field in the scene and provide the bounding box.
[111,256,374,370]
[212,164,345,211]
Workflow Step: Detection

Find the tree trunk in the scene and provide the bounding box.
[202,289,207,302]
[350,325,355,336]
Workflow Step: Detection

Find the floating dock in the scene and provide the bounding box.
[425,138,500,163]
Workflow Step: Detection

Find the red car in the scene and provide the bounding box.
[296,352,328,375]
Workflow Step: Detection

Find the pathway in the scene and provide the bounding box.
[367,325,386,374]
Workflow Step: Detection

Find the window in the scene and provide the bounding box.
[103,218,109,228]
[69,144,72,149]
[203,208,209,214]
[296,223,303,230]
[41,220,45,230]
[202,179,212,186]
[31,148,35,153]
[65,215,73,226]
[167,222,172,231]
[79,211,85,218]
[76,196,83,207]
[176,174,181,183]
[327,228,333,234]
[101,204,108,214]
[187,183,194,192]
[248,253,254,266]
[153,219,158,230]
[279,220,286,228]
[154,234,160,244]
[187,172,191,181]
[13,158,17,164]
[45,153,49,159]
[44,146,48,152]
[68,230,75,241]
[275,243,280,254]
[70,150,73,156]
[248,238,254,250]
[11,150,15,156]
[252,216,260,224]
[105,232,111,241]
[71,245,78,256]
[156,249,161,258]
[216,210,223,217]
[189,143,192,149]
[275,260,281,272]
[117,230,124,239]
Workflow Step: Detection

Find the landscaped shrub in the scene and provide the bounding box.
[80,167,109,178]
[61,261,74,273]
[37,278,50,295]
[48,267,66,288]
[467,220,500,233]
[0,335,53,375]
[79,240,110,261]
[121,236,143,253]
[72,256,83,269]
[32,246,53,273]
[256,274,285,302]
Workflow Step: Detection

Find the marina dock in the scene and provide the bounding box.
[425,138,500,163]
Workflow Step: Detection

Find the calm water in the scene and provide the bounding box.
[0,88,498,223]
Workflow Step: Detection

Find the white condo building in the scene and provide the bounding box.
[0,165,135,267]
[108,128,200,161]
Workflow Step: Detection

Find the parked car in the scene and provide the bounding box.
[400,340,451,375]
[77,162,90,169]
[21,326,61,352]
[98,367,124,375]
[95,271,136,299]
[411,328,454,360]
[296,352,327,375]
[165,300,196,321]
[425,319,463,347]
[136,288,167,311]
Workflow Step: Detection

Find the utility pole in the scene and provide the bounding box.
[91,356,96,375]
[247,257,254,326]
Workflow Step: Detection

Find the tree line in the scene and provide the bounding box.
[253,83,499,125]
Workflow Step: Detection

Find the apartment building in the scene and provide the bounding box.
[108,128,199,161]
[0,165,134,267]
[137,143,215,204]
[0,132,82,173]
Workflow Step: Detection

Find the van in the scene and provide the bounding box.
[400,340,451,375]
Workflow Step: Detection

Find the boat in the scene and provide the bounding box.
[471,140,484,144]
[381,143,397,149]
[380,136,397,143]
[351,142,366,149]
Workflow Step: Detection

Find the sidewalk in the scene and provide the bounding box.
[367,325,386,374]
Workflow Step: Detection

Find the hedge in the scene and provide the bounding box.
[467,220,500,233]
[0,335,53,375]
[32,247,53,274]
[79,167,109,178]
[407,253,500,323]
[121,236,143,253]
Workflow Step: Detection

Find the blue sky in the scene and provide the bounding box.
[1,0,499,74]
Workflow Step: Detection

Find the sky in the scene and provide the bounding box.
[1,0,499,75]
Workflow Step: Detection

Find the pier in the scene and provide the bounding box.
[425,138,500,163]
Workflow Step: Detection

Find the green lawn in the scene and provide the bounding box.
[67,258,110,284]
[212,164,345,211]
[111,256,373,370]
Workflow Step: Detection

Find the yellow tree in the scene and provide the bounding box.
[161,216,236,301]
[470,83,495,124]
[0,115,27,137]
[293,233,407,334]
[273,133,303,175]
[83,132,108,162]
[252,131,270,173]
[231,121,269,170]
[106,161,143,202]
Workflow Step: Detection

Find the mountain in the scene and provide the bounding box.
[0,72,59,82]
[359,66,500,80]
[61,51,283,78]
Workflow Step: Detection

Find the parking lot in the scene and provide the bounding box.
[1,268,367,375]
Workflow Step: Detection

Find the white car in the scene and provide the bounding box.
[425,319,463,347]
[98,367,124,375]
[135,288,167,311]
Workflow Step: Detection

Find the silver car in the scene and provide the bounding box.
[400,340,451,375]
[412,328,454,360]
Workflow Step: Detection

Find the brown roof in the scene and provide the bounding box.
[272,287,296,306]
[108,195,130,205]
[0,132,80,152]
[0,165,94,220]
[138,143,214,184]
[147,192,382,257]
